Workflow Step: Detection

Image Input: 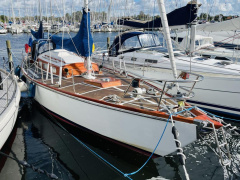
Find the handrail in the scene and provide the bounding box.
[123,71,203,111]
[0,68,18,114]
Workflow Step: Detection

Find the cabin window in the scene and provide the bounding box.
[43,63,48,70]
[38,42,54,54]
[198,38,213,46]
[153,35,161,46]
[131,57,137,61]
[38,61,42,67]
[52,67,56,73]
[195,40,200,46]
[202,55,211,58]
[121,36,141,50]
[194,57,208,61]
[164,53,182,58]
[139,34,155,47]
[215,56,230,61]
[145,59,157,63]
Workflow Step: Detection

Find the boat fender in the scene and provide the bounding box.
[25,44,31,53]
[172,126,185,166]
[14,65,21,77]
[28,82,36,98]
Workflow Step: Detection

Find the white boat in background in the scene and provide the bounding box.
[196,17,240,49]
[9,25,23,34]
[0,69,21,149]
[93,31,240,117]
[172,33,240,63]
[59,26,70,33]
[0,27,7,34]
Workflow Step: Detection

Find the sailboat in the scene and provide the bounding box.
[21,0,231,159]
[93,2,240,118]
[0,61,21,149]
[171,17,240,63]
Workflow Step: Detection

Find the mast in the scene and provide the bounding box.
[39,0,42,21]
[24,0,26,21]
[83,0,95,79]
[107,0,113,23]
[10,0,15,24]
[156,0,178,81]
[50,0,53,24]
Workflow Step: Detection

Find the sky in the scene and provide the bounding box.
[0,0,239,18]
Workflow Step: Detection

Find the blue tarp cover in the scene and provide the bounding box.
[117,3,198,28]
[31,21,44,39]
[51,9,93,57]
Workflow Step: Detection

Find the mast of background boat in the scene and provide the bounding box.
[156,0,178,87]
[39,0,42,21]
[10,0,15,24]
[83,0,95,79]
[50,0,53,25]
[107,0,113,24]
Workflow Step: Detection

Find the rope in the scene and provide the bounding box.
[0,151,58,179]
[44,109,132,180]
[125,106,195,178]
[124,115,170,177]
[42,102,193,179]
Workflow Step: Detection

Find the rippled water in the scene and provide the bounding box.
[0,33,239,180]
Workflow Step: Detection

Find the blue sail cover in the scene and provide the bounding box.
[51,9,93,57]
[31,21,44,39]
[117,2,199,28]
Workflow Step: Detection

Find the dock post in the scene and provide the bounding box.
[6,40,13,74]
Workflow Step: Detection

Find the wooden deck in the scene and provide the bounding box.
[26,65,179,112]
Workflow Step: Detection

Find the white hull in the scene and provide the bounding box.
[0,70,21,149]
[28,79,197,156]
[0,29,7,34]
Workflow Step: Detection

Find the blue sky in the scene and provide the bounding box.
[0,0,239,18]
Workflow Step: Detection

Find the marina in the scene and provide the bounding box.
[0,0,240,180]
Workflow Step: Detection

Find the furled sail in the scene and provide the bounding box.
[51,9,93,57]
[31,21,44,39]
[197,17,240,32]
[117,1,199,29]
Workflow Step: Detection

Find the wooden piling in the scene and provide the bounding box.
[6,40,13,74]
